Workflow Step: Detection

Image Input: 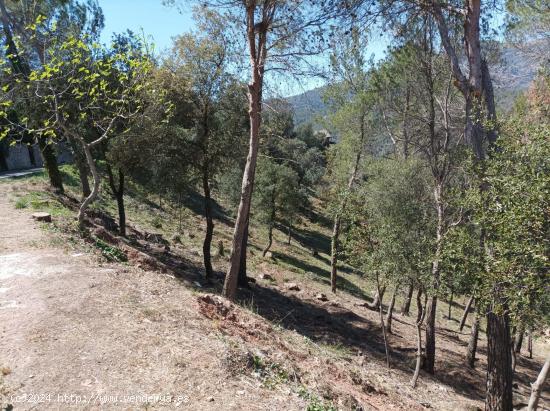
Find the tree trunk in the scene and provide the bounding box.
[237,217,250,288]
[223,5,267,300]
[527,356,550,411]
[447,290,453,320]
[401,281,414,316]
[67,135,90,198]
[38,138,64,194]
[77,140,100,227]
[202,165,214,280]
[459,296,475,331]
[485,311,513,411]
[367,285,386,310]
[287,224,291,245]
[330,214,341,293]
[466,313,480,368]
[106,163,125,237]
[411,288,426,388]
[385,284,398,334]
[423,295,437,374]
[528,331,533,359]
[262,223,273,257]
[116,188,125,237]
[376,274,390,368]
[514,324,525,354]
[330,114,366,294]
[423,183,443,375]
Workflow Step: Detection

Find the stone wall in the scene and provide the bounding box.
[1,142,71,171]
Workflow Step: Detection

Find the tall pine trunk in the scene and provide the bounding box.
[485,311,513,411]
[223,4,267,300]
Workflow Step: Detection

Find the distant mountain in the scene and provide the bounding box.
[286,86,327,128]
[286,46,541,128]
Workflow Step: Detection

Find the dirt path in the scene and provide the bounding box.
[0,185,302,410]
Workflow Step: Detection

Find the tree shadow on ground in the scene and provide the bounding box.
[274,252,369,301]
[237,283,407,365]
[283,224,331,254]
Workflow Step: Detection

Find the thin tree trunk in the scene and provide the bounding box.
[459,296,474,331]
[77,140,100,227]
[223,4,267,300]
[528,331,533,359]
[330,113,366,293]
[447,290,453,320]
[106,163,125,237]
[385,284,398,334]
[330,214,341,293]
[527,356,550,411]
[287,224,291,245]
[367,285,386,310]
[424,182,444,375]
[514,324,525,354]
[376,274,390,368]
[401,281,414,316]
[262,222,273,257]
[423,295,437,374]
[485,311,513,411]
[67,135,90,198]
[466,313,480,368]
[412,288,427,388]
[202,165,214,281]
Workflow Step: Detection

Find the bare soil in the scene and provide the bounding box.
[0,181,548,410]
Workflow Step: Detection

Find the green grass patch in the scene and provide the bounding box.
[12,191,73,218]
[94,238,127,262]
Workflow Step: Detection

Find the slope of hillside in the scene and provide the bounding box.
[286,46,540,127]
[1,168,548,410]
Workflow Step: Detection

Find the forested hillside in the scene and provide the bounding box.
[0,1,548,411]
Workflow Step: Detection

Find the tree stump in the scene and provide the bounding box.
[32,212,52,223]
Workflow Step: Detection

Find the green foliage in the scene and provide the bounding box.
[94,238,127,262]
[444,115,550,327]
[343,158,433,284]
[253,157,304,228]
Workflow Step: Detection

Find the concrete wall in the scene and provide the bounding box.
[3,142,71,171]
[5,144,32,170]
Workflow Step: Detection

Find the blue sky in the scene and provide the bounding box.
[98,0,195,52]
[97,1,390,96]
